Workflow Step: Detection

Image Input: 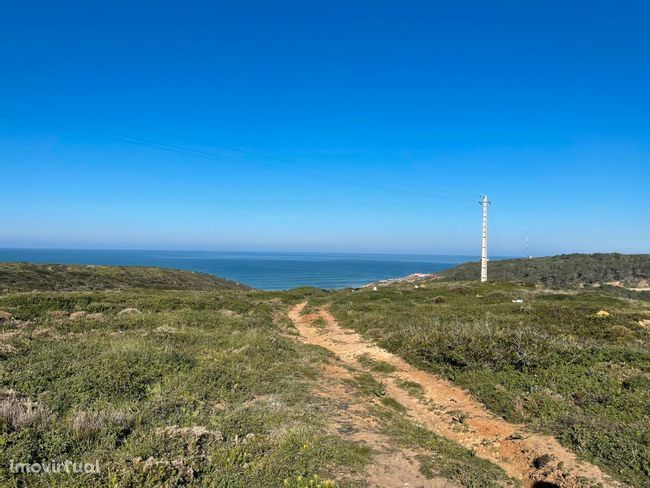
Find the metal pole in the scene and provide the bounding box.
[479,195,490,282]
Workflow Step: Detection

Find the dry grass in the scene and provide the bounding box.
[0,391,47,430]
[71,409,134,439]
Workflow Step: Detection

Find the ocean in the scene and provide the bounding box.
[0,249,474,290]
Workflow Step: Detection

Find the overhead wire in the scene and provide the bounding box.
[0,97,470,202]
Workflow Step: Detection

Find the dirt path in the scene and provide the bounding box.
[310,360,455,488]
[288,302,619,488]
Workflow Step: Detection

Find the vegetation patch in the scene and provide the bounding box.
[439,253,650,289]
[395,379,424,399]
[0,289,369,487]
[355,353,396,374]
[0,262,247,292]
[327,281,650,487]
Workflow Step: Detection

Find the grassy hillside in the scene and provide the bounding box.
[0,289,373,487]
[317,281,650,487]
[0,270,512,487]
[438,253,650,288]
[0,262,247,292]
[2,263,649,486]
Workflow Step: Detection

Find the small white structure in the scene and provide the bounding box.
[479,195,491,282]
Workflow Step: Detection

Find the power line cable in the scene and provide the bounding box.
[0,95,470,200]
[0,101,470,202]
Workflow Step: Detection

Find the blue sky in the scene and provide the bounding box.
[1,1,648,255]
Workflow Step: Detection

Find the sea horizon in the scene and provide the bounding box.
[0,248,488,290]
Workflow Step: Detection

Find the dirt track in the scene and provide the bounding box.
[289,302,618,488]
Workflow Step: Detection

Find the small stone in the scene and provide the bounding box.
[118,308,141,316]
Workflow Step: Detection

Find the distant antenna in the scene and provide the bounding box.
[479,195,491,282]
[525,233,532,259]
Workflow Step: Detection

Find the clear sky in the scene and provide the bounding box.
[1,1,648,256]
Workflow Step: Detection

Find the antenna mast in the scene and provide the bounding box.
[479,195,491,282]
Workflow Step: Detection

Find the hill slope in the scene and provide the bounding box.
[0,262,247,291]
[438,253,650,288]
[1,263,648,486]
